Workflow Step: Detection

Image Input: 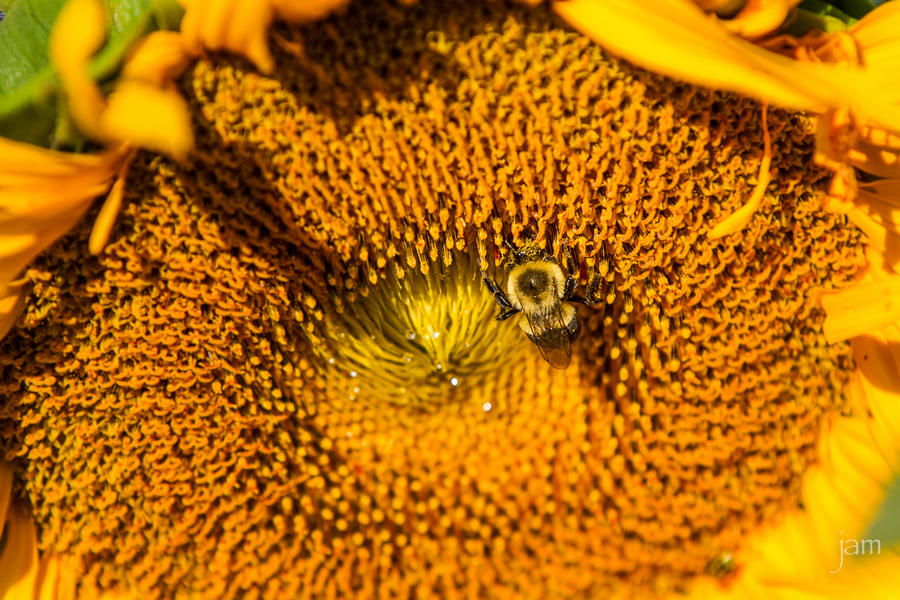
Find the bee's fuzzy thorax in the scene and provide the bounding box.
[506,260,566,314]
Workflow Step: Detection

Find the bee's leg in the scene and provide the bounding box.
[482,272,515,311]
[563,273,577,300]
[569,274,603,306]
[585,273,605,305]
[563,248,579,301]
[497,308,521,321]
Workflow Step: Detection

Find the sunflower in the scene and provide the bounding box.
[1,0,899,598]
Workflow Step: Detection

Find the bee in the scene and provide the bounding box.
[705,551,738,578]
[482,240,601,369]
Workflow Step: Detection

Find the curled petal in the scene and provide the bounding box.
[271,0,349,23]
[0,501,39,598]
[89,149,137,255]
[122,31,192,86]
[719,0,801,40]
[179,0,275,73]
[47,0,195,156]
[48,0,109,140]
[760,29,860,64]
[99,82,193,159]
[0,279,30,341]
[0,462,11,535]
[709,104,772,238]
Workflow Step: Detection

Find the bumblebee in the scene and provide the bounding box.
[482,241,601,369]
[705,551,737,578]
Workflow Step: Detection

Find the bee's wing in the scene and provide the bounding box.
[523,306,573,369]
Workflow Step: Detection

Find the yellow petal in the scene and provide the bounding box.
[34,554,79,600]
[849,141,900,178]
[552,0,900,134]
[553,0,819,112]
[0,138,119,187]
[121,31,192,86]
[271,0,348,23]
[852,0,900,63]
[99,82,193,159]
[222,1,275,75]
[0,501,39,599]
[843,180,900,269]
[820,274,900,343]
[719,0,801,40]
[48,0,109,141]
[0,462,12,537]
[0,279,30,341]
[849,327,900,468]
[0,181,112,295]
[857,180,900,225]
[0,140,129,344]
[179,0,275,73]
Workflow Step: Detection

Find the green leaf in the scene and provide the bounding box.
[0,0,183,148]
[89,0,155,81]
[784,8,854,36]
[797,0,859,24]
[0,0,68,117]
[836,0,891,20]
[865,474,900,550]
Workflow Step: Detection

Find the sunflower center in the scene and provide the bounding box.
[0,1,868,598]
[318,250,526,410]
